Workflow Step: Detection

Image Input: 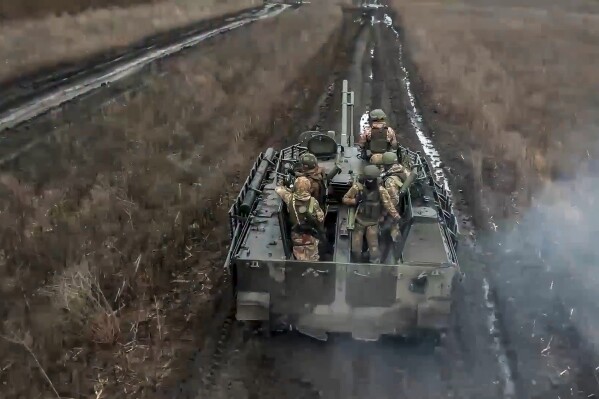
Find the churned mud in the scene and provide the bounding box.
[1,0,599,398]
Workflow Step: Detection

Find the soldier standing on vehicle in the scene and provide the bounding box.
[342,164,400,263]
[294,152,341,205]
[276,176,325,261]
[357,109,398,160]
[381,151,411,206]
[379,151,412,243]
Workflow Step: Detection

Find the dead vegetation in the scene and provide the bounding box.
[0,0,164,20]
[0,2,347,397]
[0,0,260,83]
[391,0,599,225]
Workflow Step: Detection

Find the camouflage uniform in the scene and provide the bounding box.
[380,152,411,242]
[358,109,398,159]
[295,166,326,202]
[275,176,325,261]
[382,153,411,206]
[294,152,341,205]
[342,165,400,263]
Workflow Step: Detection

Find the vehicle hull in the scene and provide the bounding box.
[235,259,457,340]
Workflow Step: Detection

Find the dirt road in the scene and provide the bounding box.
[1,1,598,398]
[185,6,599,399]
[187,8,592,399]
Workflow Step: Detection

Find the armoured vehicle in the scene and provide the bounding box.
[226,80,460,341]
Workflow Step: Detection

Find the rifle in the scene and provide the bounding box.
[305,213,326,238]
[397,171,417,202]
[302,213,332,254]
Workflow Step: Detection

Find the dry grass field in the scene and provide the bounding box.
[0,0,260,83]
[0,0,163,20]
[391,0,599,223]
[0,2,348,397]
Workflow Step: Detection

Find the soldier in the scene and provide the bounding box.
[381,151,411,206]
[294,152,341,204]
[357,109,398,160]
[275,176,325,261]
[369,153,385,170]
[342,164,400,264]
[380,151,412,243]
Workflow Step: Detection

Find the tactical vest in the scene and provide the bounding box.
[356,185,382,225]
[290,197,318,234]
[368,127,389,154]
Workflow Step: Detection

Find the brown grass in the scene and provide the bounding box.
[0,0,260,83]
[0,1,347,397]
[391,0,599,223]
[0,0,167,20]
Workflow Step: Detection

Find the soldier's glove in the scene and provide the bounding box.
[355,192,364,205]
[284,174,294,188]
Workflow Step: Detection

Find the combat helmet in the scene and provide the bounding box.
[299,152,318,169]
[363,164,381,180]
[382,151,398,166]
[369,109,387,122]
[369,153,384,165]
[293,176,312,199]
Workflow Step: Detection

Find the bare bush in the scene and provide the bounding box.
[40,261,120,345]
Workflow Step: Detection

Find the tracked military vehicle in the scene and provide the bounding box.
[226,80,460,341]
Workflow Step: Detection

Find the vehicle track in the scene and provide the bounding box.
[0,3,291,133]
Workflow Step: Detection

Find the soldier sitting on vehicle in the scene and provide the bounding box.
[294,152,341,205]
[357,109,398,161]
[275,176,325,261]
[342,164,400,264]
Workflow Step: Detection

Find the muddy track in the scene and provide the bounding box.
[0,5,266,103]
[0,3,292,133]
[2,2,598,399]
[187,9,509,399]
[182,5,599,399]
[391,5,599,399]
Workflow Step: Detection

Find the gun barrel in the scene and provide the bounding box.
[240,148,276,215]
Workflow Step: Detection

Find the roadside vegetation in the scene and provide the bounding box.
[0,0,260,83]
[0,2,349,397]
[391,0,599,224]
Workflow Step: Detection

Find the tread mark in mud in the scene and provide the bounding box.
[198,309,236,397]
